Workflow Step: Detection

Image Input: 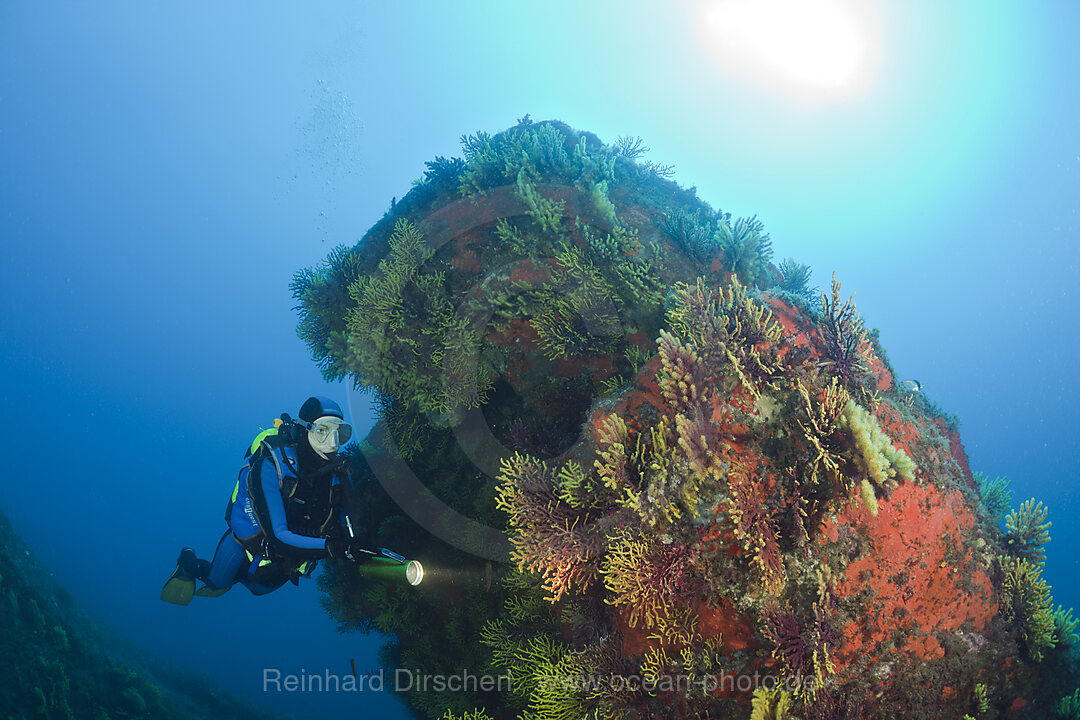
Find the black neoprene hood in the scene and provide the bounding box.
[298,396,344,424]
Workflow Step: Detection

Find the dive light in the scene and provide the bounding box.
[357,548,424,586]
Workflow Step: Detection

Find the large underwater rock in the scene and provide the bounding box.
[295,119,1079,720]
[0,509,290,720]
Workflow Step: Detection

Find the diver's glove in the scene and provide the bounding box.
[326,537,374,564]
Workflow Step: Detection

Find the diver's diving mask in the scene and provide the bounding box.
[307,416,352,454]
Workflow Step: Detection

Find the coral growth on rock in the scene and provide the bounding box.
[295,120,1079,720]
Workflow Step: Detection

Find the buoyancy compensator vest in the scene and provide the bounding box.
[224,414,350,577]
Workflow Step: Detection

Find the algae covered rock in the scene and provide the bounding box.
[295,119,1079,720]
[0,509,290,720]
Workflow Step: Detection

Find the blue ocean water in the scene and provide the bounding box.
[0,3,1076,719]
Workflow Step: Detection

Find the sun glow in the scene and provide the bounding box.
[698,0,880,99]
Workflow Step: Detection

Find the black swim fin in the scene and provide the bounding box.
[194,584,230,598]
[161,548,202,605]
[160,564,196,605]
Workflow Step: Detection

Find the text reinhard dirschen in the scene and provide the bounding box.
[262,667,815,695]
[262,668,511,693]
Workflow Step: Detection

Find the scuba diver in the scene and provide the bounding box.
[161,396,378,605]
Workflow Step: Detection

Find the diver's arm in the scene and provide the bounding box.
[258,457,330,560]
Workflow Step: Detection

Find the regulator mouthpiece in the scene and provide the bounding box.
[357,556,425,587]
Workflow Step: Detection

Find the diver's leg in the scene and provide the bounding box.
[202,530,246,590]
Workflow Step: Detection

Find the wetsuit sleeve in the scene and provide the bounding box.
[258,457,329,560]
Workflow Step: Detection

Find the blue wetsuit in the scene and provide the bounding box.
[205,443,346,595]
